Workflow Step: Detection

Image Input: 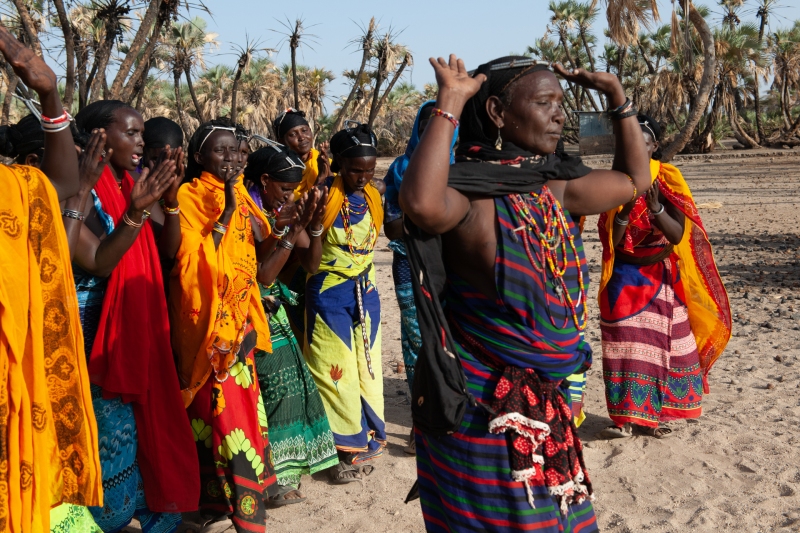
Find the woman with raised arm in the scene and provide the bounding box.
[69,100,197,533]
[398,55,652,532]
[303,123,386,483]
[0,27,104,532]
[243,144,339,505]
[273,108,332,199]
[170,119,282,532]
[597,114,731,440]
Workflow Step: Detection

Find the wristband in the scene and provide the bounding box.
[430,108,459,129]
[61,209,85,221]
[652,203,665,216]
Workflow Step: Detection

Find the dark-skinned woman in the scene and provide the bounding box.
[243,144,338,505]
[170,119,282,532]
[597,114,731,440]
[0,27,106,531]
[304,122,386,483]
[272,108,330,199]
[399,54,656,532]
[71,100,197,532]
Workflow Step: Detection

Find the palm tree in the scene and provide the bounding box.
[165,17,219,123]
[332,18,376,133]
[368,33,412,128]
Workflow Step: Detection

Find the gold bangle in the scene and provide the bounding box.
[122,213,143,228]
[626,175,637,202]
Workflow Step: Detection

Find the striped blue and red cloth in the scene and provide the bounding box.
[415,192,598,532]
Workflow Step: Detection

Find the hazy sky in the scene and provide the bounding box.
[191,0,800,112]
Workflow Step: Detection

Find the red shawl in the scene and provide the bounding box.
[90,166,199,512]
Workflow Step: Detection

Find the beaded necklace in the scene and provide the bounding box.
[340,195,377,266]
[508,188,587,331]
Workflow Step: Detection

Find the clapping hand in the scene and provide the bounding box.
[78,129,111,195]
[130,158,177,212]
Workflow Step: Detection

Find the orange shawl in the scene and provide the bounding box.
[0,165,102,532]
[599,159,732,391]
[170,172,272,407]
[320,175,384,233]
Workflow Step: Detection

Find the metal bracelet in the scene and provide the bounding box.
[272,224,290,238]
[652,203,666,216]
[309,224,324,238]
[614,215,629,226]
[61,209,85,221]
[277,239,294,251]
[122,213,143,228]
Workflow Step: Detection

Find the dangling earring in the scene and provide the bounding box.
[495,129,503,151]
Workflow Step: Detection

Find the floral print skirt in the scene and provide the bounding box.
[187,321,276,532]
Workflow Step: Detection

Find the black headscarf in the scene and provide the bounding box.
[404,57,592,436]
[638,113,663,161]
[273,109,309,140]
[329,122,378,172]
[143,117,183,149]
[243,144,305,184]
[185,118,244,182]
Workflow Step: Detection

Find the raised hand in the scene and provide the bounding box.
[274,199,297,229]
[0,27,57,97]
[78,129,111,194]
[645,181,661,213]
[552,64,626,105]
[317,141,332,180]
[295,187,321,228]
[130,159,177,212]
[430,54,487,115]
[159,145,184,206]
[310,186,328,227]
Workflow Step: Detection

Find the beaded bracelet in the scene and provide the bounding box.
[142,210,151,220]
[213,221,228,235]
[430,108,459,129]
[161,203,180,215]
[61,209,85,221]
[606,98,638,121]
[625,175,637,202]
[272,224,290,238]
[122,213,143,228]
[309,224,324,238]
[41,109,71,124]
[41,110,74,133]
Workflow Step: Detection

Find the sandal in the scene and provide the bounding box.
[349,444,385,465]
[598,423,633,439]
[268,483,307,507]
[634,425,673,439]
[328,460,363,484]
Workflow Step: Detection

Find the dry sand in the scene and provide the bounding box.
[149,153,800,532]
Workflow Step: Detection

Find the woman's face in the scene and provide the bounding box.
[339,156,376,192]
[489,70,566,156]
[282,125,313,158]
[236,139,250,176]
[194,130,239,179]
[105,108,145,172]
[643,132,659,159]
[260,175,296,211]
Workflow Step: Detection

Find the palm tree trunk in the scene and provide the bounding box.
[661,3,717,162]
[120,6,169,103]
[109,0,162,99]
[9,0,42,57]
[368,54,410,128]
[2,75,18,125]
[729,112,761,148]
[753,83,765,143]
[77,44,89,109]
[230,58,247,124]
[291,45,300,109]
[332,19,376,133]
[367,71,386,128]
[558,30,576,68]
[87,34,116,104]
[185,68,205,123]
[52,0,76,108]
[173,69,189,134]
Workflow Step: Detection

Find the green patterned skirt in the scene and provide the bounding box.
[256,283,339,486]
[50,504,102,533]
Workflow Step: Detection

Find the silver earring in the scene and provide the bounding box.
[495,130,503,150]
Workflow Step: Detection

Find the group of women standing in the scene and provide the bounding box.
[55,99,386,530]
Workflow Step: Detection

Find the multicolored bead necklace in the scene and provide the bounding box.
[340,196,377,267]
[508,188,587,331]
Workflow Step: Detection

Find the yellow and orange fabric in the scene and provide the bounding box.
[293,148,322,200]
[0,165,102,532]
[170,172,272,406]
[598,159,732,390]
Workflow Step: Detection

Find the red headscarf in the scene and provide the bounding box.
[90,166,199,512]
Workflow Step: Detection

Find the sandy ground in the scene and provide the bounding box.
[138,152,800,532]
